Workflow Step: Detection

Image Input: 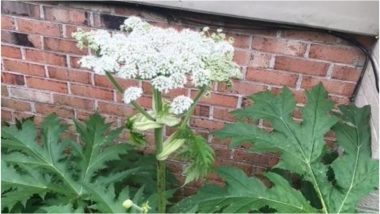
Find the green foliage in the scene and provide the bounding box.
[1,113,172,213]
[174,84,378,213]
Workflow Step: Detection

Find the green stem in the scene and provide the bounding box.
[153,89,166,213]
[105,71,155,121]
[180,86,207,128]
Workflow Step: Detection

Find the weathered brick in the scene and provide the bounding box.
[191,91,238,108]
[53,94,94,110]
[331,65,361,82]
[2,109,13,122]
[274,56,330,76]
[1,45,21,58]
[2,85,9,97]
[1,1,40,18]
[252,36,307,56]
[282,30,338,44]
[35,103,74,118]
[3,59,45,77]
[217,80,267,96]
[194,104,210,118]
[309,44,364,65]
[25,49,66,66]
[246,68,298,87]
[301,76,355,96]
[1,72,25,85]
[71,84,113,100]
[190,117,225,131]
[97,101,134,117]
[44,37,87,55]
[26,77,68,93]
[69,56,83,69]
[1,98,31,111]
[248,51,272,68]
[94,74,139,89]
[213,107,235,122]
[48,66,91,84]
[233,50,250,66]
[16,18,61,37]
[44,6,88,25]
[2,31,42,48]
[1,16,14,30]
[227,32,251,49]
[9,87,52,103]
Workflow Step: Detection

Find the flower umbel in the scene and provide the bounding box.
[73,16,242,93]
[170,96,193,115]
[123,87,143,104]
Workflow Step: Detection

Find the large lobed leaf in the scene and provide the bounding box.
[1,113,163,213]
[175,84,378,213]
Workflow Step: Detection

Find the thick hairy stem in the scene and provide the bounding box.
[153,89,166,213]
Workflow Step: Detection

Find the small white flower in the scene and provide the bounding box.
[170,96,193,115]
[202,26,210,32]
[123,87,143,104]
[217,28,223,33]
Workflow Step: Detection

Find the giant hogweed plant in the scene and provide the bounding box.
[73,17,242,212]
[174,84,379,213]
[2,113,175,213]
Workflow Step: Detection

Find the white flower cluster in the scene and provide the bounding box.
[170,96,193,115]
[73,16,241,111]
[123,87,143,104]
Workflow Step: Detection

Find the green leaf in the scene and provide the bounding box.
[182,84,378,213]
[327,105,379,213]
[173,167,316,213]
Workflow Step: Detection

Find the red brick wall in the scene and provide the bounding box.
[0,2,373,194]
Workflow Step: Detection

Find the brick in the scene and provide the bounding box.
[227,33,250,49]
[1,98,31,111]
[282,30,338,44]
[26,77,68,93]
[71,84,113,100]
[2,85,9,97]
[2,72,25,85]
[191,91,238,108]
[194,105,210,118]
[97,101,134,117]
[248,51,272,68]
[301,76,355,96]
[1,16,14,30]
[25,49,66,66]
[309,44,364,65]
[252,36,307,56]
[48,66,91,84]
[329,95,350,106]
[164,88,188,99]
[331,65,361,82]
[2,31,42,48]
[53,94,94,110]
[135,96,152,109]
[94,74,139,89]
[44,6,88,25]
[3,59,45,77]
[217,80,267,96]
[16,18,61,37]
[1,45,21,58]
[2,110,13,122]
[246,68,298,87]
[233,50,250,66]
[35,103,74,118]
[190,117,225,131]
[65,25,93,39]
[44,37,87,55]
[9,87,52,103]
[213,107,235,122]
[69,56,83,69]
[1,1,40,18]
[274,56,330,76]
